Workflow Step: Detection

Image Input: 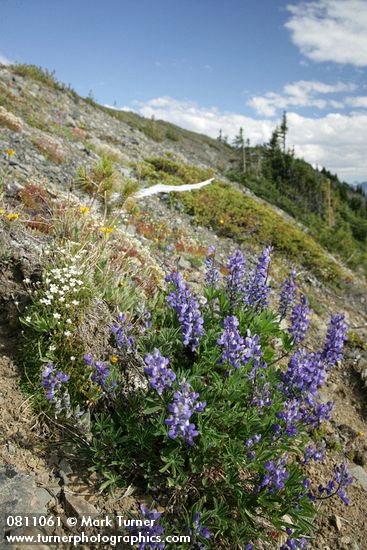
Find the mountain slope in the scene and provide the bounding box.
[1,63,365,286]
[1,63,367,549]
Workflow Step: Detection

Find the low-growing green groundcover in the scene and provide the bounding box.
[21,243,352,549]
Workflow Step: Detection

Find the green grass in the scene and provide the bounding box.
[228,165,367,277]
[134,155,213,186]
[139,157,347,284]
[11,64,76,96]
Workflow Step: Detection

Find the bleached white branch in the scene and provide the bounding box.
[133,178,215,198]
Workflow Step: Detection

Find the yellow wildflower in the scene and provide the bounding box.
[110,356,119,364]
[5,149,16,157]
[0,209,4,214]
[357,431,365,437]
[99,226,113,234]
[6,213,19,221]
[80,206,90,214]
[219,218,224,225]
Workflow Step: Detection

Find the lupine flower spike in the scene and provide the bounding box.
[144,348,176,395]
[41,362,71,417]
[279,269,297,319]
[289,294,310,344]
[322,313,348,367]
[244,246,272,311]
[225,249,245,307]
[127,504,165,549]
[166,271,204,351]
[165,380,206,446]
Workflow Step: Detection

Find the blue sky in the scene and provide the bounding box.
[1,0,367,182]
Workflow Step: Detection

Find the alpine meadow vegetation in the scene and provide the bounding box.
[17,207,351,548]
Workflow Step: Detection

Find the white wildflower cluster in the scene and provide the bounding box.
[25,248,90,337]
[39,263,84,308]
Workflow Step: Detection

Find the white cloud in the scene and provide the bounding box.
[285,0,367,66]
[132,96,367,182]
[248,80,356,116]
[345,96,367,108]
[287,111,367,181]
[137,97,275,143]
[0,53,11,65]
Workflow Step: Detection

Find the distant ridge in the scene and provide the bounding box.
[358,181,367,193]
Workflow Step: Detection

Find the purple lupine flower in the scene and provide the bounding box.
[111,310,135,352]
[244,329,264,379]
[144,348,176,395]
[244,246,272,311]
[84,354,115,394]
[164,380,206,446]
[188,512,211,548]
[317,463,353,505]
[282,349,327,398]
[83,353,94,367]
[275,399,303,437]
[322,313,348,367]
[300,397,334,429]
[245,434,262,448]
[217,318,263,376]
[334,463,353,504]
[166,271,204,352]
[91,361,112,391]
[217,315,245,370]
[256,454,289,493]
[280,535,309,549]
[303,442,325,464]
[245,434,262,460]
[41,362,71,416]
[205,246,220,290]
[251,384,272,408]
[143,309,152,329]
[127,504,165,549]
[225,250,246,305]
[279,269,297,319]
[289,294,310,344]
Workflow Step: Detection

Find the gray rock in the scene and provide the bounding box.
[65,115,77,127]
[0,464,53,535]
[178,256,191,270]
[7,526,51,549]
[6,443,16,455]
[63,492,98,518]
[338,424,359,440]
[58,470,70,486]
[354,450,367,467]
[349,465,367,490]
[332,514,343,532]
[126,224,137,236]
[317,390,330,405]
[59,458,73,476]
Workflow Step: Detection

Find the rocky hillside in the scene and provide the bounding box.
[1,64,367,549]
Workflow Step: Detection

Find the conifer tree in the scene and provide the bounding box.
[279,111,288,154]
[233,127,246,173]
